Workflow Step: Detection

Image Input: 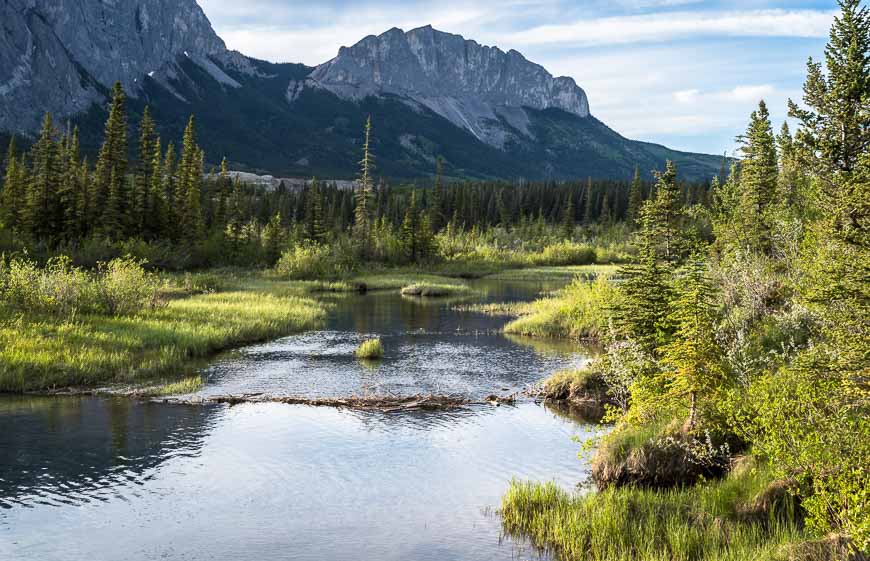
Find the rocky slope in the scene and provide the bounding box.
[0,1,723,182]
[305,26,589,147]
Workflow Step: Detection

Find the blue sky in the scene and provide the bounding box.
[197,0,841,155]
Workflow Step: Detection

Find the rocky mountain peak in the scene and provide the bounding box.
[0,0,247,133]
[305,25,590,147]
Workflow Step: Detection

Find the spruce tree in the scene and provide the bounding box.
[24,114,62,241]
[627,165,644,226]
[94,82,129,239]
[304,177,327,243]
[560,192,575,239]
[737,100,778,253]
[660,256,725,431]
[354,116,375,246]
[429,156,444,231]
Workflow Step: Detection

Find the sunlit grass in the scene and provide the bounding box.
[0,284,327,392]
[502,458,809,561]
[400,282,472,297]
[355,338,385,360]
[504,274,616,340]
[486,265,619,282]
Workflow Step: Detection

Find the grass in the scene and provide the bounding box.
[504,274,616,340]
[451,301,535,317]
[541,368,608,402]
[0,281,327,392]
[148,375,204,396]
[486,265,619,282]
[501,457,811,561]
[400,282,472,297]
[355,338,385,360]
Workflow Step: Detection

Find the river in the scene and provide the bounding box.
[1,278,598,561]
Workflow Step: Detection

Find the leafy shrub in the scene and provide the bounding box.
[0,255,162,318]
[534,242,597,266]
[275,243,353,280]
[98,257,163,316]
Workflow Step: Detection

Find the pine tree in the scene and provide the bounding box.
[177,117,204,241]
[627,165,644,226]
[400,190,421,262]
[560,192,575,239]
[24,114,62,241]
[583,177,594,224]
[660,256,725,431]
[304,177,327,243]
[94,82,129,239]
[645,160,684,263]
[132,107,157,233]
[612,200,675,354]
[0,137,24,230]
[354,116,375,246]
[429,156,445,231]
[737,100,778,253]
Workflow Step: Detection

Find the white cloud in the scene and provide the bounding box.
[673,89,700,104]
[502,9,835,47]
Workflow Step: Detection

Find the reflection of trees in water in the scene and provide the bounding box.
[0,397,217,508]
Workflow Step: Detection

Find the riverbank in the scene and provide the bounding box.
[501,456,819,561]
[0,277,327,392]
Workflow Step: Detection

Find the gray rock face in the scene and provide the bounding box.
[0,0,242,133]
[306,25,590,147]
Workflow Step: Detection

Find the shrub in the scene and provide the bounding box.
[535,241,597,266]
[355,338,384,359]
[0,255,162,318]
[275,243,353,280]
[98,257,163,316]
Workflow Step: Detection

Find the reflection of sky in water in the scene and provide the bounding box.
[196,279,593,399]
[0,278,599,560]
[1,399,597,561]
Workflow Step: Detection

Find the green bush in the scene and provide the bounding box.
[0,255,163,318]
[275,243,354,280]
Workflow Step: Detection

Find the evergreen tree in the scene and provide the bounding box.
[354,116,375,245]
[93,82,129,239]
[627,165,644,226]
[737,100,778,253]
[304,178,327,243]
[177,117,204,241]
[400,190,421,262]
[660,257,725,431]
[0,137,24,230]
[24,114,62,241]
[429,156,445,231]
[560,192,575,239]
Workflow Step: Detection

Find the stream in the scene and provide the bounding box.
[1,278,598,561]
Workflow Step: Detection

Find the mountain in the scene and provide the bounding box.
[0,0,723,182]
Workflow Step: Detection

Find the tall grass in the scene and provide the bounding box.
[502,459,809,561]
[355,338,384,360]
[504,274,616,340]
[0,285,326,391]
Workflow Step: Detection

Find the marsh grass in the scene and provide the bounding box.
[501,459,809,561]
[451,302,535,317]
[0,284,326,392]
[400,282,471,297]
[542,368,608,402]
[355,338,384,360]
[504,274,616,340]
[149,375,204,396]
[486,264,619,282]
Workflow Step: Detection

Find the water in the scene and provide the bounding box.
[1,278,597,561]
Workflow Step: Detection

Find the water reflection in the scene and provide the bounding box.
[1,400,593,561]
[0,396,215,509]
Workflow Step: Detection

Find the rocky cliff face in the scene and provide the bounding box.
[305,26,590,147]
[0,0,247,133]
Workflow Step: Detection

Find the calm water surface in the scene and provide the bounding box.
[1,278,597,561]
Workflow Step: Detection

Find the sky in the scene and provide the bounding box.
[196,0,841,156]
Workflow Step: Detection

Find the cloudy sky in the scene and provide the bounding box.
[197,0,839,155]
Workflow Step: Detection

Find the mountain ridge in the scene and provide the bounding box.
[0,0,723,182]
